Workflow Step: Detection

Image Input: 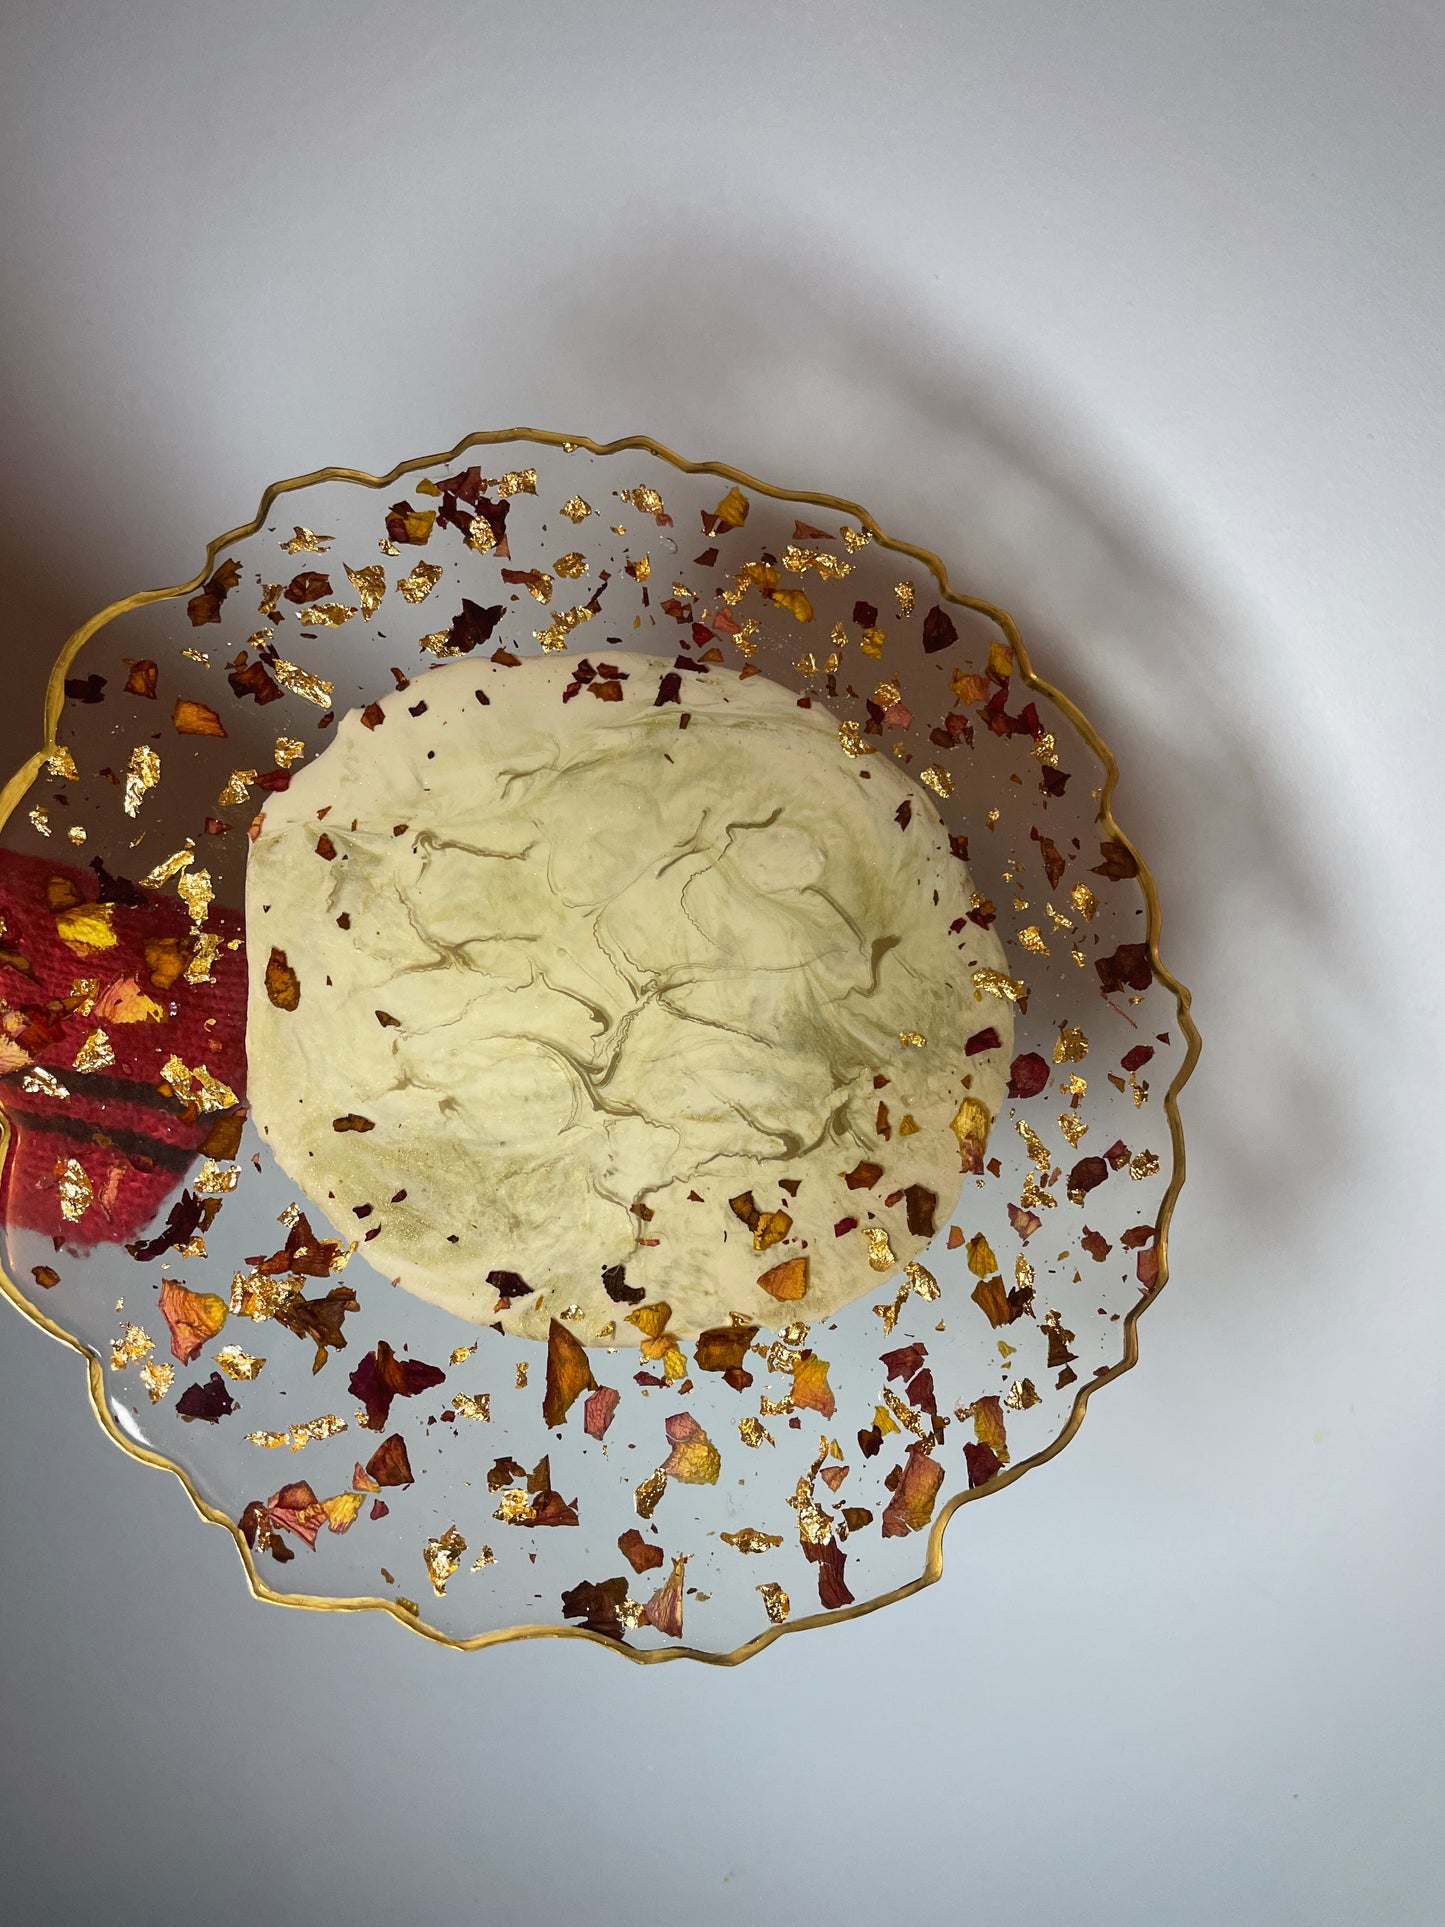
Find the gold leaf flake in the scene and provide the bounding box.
[534,604,593,651]
[177,867,213,926]
[181,647,209,666]
[1053,1025,1088,1063]
[1031,730,1059,766]
[1018,924,1050,955]
[421,1518,466,1595]
[139,1360,174,1403]
[898,1030,926,1048]
[986,807,1001,828]
[282,526,332,553]
[259,584,283,618]
[345,562,387,617]
[720,1527,784,1553]
[122,746,160,818]
[738,1417,774,1448]
[515,1362,528,1389]
[920,766,953,798]
[54,901,116,957]
[218,769,256,806]
[495,469,536,497]
[397,560,443,604]
[621,484,665,515]
[450,1343,477,1365]
[756,1581,791,1622]
[492,1488,536,1525]
[185,931,222,983]
[111,1322,154,1369]
[452,1392,491,1421]
[418,630,459,656]
[794,652,817,677]
[904,1260,940,1300]
[781,543,851,579]
[464,515,497,556]
[22,1068,69,1098]
[295,602,355,627]
[215,1345,265,1380]
[972,967,1026,1003]
[58,1156,92,1222]
[471,1546,496,1571]
[1005,1377,1042,1410]
[1017,1119,1051,1168]
[627,554,652,581]
[1058,1111,1089,1148]
[842,527,871,551]
[71,1028,114,1073]
[66,826,87,846]
[161,1054,238,1113]
[634,1467,668,1518]
[859,627,886,658]
[1016,1254,1035,1292]
[950,1096,993,1168]
[553,551,588,579]
[273,738,305,769]
[229,1269,296,1321]
[1070,882,1098,921]
[838,720,875,757]
[44,746,79,780]
[272,661,334,707]
[1062,1073,1087,1097]
[560,495,593,523]
[864,1226,896,1272]
[894,582,915,617]
[244,1430,289,1450]
[1130,1150,1160,1180]
[139,844,195,888]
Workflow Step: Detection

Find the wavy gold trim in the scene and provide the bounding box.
[0,428,1201,1664]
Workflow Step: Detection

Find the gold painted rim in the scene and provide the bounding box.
[0,427,1201,1664]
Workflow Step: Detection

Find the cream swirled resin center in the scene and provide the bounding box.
[245,652,1012,1342]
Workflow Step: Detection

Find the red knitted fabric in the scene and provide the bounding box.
[0,847,247,1251]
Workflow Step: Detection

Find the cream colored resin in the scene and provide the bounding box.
[245,652,1012,1341]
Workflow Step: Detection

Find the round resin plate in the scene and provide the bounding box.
[0,432,1197,1661]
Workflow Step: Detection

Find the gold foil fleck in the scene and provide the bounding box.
[628,554,652,581]
[181,648,209,666]
[904,1260,940,1300]
[634,1467,668,1518]
[58,1156,92,1222]
[66,825,87,846]
[345,562,387,617]
[951,1096,993,1164]
[872,678,902,709]
[972,967,1026,1003]
[471,1545,496,1571]
[185,931,222,984]
[122,747,160,818]
[162,1054,238,1113]
[452,1392,491,1421]
[782,543,851,580]
[464,515,497,556]
[919,766,953,799]
[450,1343,477,1365]
[282,527,332,553]
[272,661,334,707]
[1130,1150,1160,1180]
[534,604,594,651]
[44,746,79,780]
[842,527,871,551]
[1018,924,1050,955]
[139,844,195,888]
[881,1385,925,1438]
[273,738,305,769]
[215,1345,264,1381]
[898,1030,926,1048]
[1053,1025,1089,1063]
[259,584,283,618]
[894,582,915,617]
[1031,729,1060,766]
[1005,1377,1042,1411]
[139,1360,174,1403]
[864,1227,896,1272]
[521,571,554,603]
[1058,1111,1089,1147]
[493,1488,536,1525]
[294,603,355,627]
[177,867,214,927]
[397,560,443,604]
[424,1526,467,1596]
[71,1028,114,1074]
[620,484,665,515]
[1070,882,1098,921]
[856,627,884,659]
[218,769,256,806]
[1017,1119,1051,1169]
[1062,1073,1087,1097]
[515,1362,528,1389]
[795,652,818,677]
[110,1322,154,1369]
[553,551,588,579]
[495,469,537,497]
[1016,1254,1035,1291]
[986,807,1001,828]
[560,495,594,523]
[418,630,459,657]
[22,1068,70,1099]
[738,1417,774,1448]
[756,1581,791,1622]
[720,1527,784,1553]
[838,720,875,758]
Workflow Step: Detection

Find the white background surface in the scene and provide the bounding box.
[1,4,1442,1923]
